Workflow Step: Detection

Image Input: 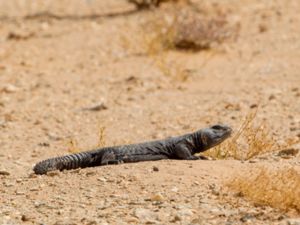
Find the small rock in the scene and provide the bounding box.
[34,201,46,208]
[1,84,18,93]
[190,218,204,224]
[291,87,299,92]
[248,159,259,163]
[258,24,268,33]
[171,187,178,192]
[47,132,62,141]
[28,173,37,178]
[286,218,300,225]
[269,94,276,100]
[170,215,181,222]
[0,170,10,176]
[240,214,255,222]
[106,178,115,183]
[15,191,25,195]
[234,192,244,197]
[152,166,159,172]
[150,194,164,202]
[209,208,223,215]
[178,208,193,217]
[97,177,107,182]
[47,171,59,177]
[0,119,6,127]
[277,148,299,157]
[85,171,96,176]
[30,187,40,191]
[126,217,139,223]
[21,214,31,222]
[38,142,50,147]
[82,102,108,111]
[70,168,81,174]
[134,208,158,222]
[4,182,14,187]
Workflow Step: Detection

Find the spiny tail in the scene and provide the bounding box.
[33,151,102,175]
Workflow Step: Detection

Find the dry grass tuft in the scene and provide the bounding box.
[205,109,300,160]
[97,126,106,148]
[228,167,300,213]
[66,126,106,154]
[142,8,237,53]
[138,8,238,81]
[66,138,80,153]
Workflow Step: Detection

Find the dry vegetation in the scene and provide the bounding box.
[205,109,300,160]
[66,138,80,154]
[97,126,106,148]
[228,167,300,213]
[136,7,238,81]
[142,8,237,53]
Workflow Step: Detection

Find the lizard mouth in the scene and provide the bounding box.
[215,126,232,143]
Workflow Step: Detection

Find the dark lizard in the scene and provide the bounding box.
[33,124,232,175]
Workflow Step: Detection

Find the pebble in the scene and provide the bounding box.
[171,187,178,192]
[269,94,276,100]
[69,168,80,174]
[177,208,193,217]
[190,218,205,224]
[98,177,107,182]
[15,191,25,195]
[152,166,159,172]
[248,159,259,163]
[170,215,181,222]
[21,214,31,222]
[85,171,96,176]
[1,84,18,93]
[0,170,10,176]
[150,194,164,202]
[30,187,40,191]
[28,173,37,178]
[47,171,60,177]
[134,208,158,222]
[82,102,108,111]
[240,214,255,222]
[3,182,14,187]
[126,217,139,223]
[286,219,300,225]
[277,148,299,157]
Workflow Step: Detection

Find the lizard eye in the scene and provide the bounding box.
[211,125,224,130]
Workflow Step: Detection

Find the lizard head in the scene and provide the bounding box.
[200,124,232,151]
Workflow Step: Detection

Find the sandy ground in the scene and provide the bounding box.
[0,0,300,224]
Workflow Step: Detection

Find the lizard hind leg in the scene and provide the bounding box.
[101,150,122,165]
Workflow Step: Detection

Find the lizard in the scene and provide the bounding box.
[33,124,232,175]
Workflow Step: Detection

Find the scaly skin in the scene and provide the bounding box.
[33,124,232,175]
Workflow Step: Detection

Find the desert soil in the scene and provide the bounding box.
[0,0,300,224]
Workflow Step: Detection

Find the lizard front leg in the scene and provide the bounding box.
[173,143,200,160]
